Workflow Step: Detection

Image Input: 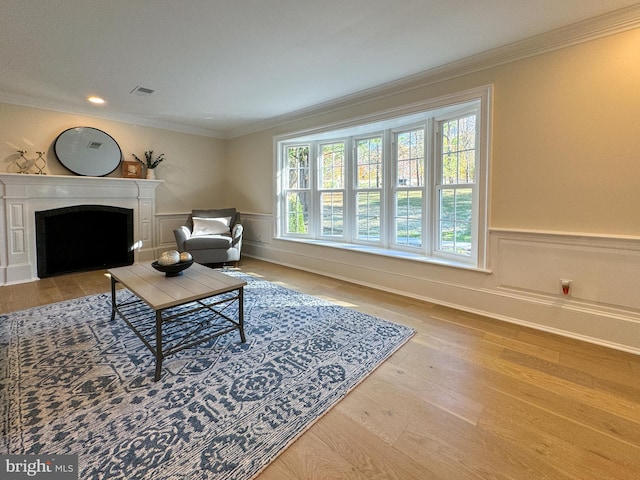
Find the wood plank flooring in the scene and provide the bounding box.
[2,257,639,479]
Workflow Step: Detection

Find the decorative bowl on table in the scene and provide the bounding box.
[151,259,194,277]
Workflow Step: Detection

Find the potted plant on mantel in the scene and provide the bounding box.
[132,151,165,179]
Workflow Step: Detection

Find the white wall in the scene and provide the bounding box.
[228,28,640,353]
[0,103,227,213]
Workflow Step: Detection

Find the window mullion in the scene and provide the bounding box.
[392,124,426,250]
[355,134,383,245]
[426,117,436,257]
[384,129,395,248]
[318,140,346,239]
[311,141,322,238]
[344,138,354,243]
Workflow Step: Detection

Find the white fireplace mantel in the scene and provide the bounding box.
[0,173,162,285]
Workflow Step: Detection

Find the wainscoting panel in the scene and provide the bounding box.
[9,203,26,255]
[241,216,640,354]
[240,212,273,245]
[156,213,189,251]
[138,201,151,248]
[495,232,640,310]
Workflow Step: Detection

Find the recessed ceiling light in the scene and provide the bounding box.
[88,96,105,104]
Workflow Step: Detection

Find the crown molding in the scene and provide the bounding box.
[0,93,227,139]
[227,4,640,139]
[3,4,640,141]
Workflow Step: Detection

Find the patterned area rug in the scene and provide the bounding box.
[1,272,414,479]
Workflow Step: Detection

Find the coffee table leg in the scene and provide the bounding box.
[110,275,117,322]
[238,287,246,343]
[154,310,163,382]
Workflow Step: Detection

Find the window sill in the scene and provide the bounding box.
[275,237,492,273]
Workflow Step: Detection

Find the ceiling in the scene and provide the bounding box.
[1,1,639,138]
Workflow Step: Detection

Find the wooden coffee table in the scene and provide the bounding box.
[108,262,246,381]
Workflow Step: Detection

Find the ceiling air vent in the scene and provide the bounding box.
[130,86,155,96]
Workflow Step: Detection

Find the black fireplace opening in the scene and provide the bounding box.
[35,205,134,278]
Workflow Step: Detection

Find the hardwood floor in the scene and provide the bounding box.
[2,257,639,479]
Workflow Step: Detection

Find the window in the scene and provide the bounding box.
[437,114,476,256]
[277,87,490,269]
[285,145,310,235]
[356,136,383,242]
[319,142,345,237]
[394,128,424,247]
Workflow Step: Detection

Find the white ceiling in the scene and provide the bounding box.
[1,1,639,138]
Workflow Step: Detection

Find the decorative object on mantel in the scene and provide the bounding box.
[54,127,122,177]
[121,160,142,178]
[132,150,165,179]
[34,151,47,174]
[14,150,47,174]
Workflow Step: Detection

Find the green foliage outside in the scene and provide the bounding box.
[321,192,343,236]
[357,192,380,241]
[287,193,308,234]
[396,190,422,246]
[439,188,472,255]
[357,137,383,189]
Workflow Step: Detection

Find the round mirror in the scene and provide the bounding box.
[54,127,122,176]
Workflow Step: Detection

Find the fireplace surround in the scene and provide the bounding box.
[0,173,161,285]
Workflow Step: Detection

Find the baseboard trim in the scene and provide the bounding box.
[243,246,640,356]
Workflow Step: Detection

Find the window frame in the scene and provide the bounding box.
[432,106,482,265]
[391,122,428,252]
[275,86,491,271]
[283,144,312,237]
[317,140,347,240]
[353,132,385,246]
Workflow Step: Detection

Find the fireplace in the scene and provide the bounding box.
[0,173,161,285]
[35,205,134,277]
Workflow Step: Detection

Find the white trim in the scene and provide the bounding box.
[240,219,640,355]
[2,7,639,139]
[0,93,226,139]
[273,86,490,143]
[275,86,491,269]
[274,236,492,273]
[0,173,162,285]
[490,227,640,243]
[228,5,640,138]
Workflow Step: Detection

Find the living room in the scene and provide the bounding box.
[2,3,640,353]
[0,0,640,480]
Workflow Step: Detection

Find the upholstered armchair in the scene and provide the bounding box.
[173,208,243,266]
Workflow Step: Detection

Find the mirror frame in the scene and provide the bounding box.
[54,127,122,176]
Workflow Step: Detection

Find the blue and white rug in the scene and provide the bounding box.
[1,272,414,479]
